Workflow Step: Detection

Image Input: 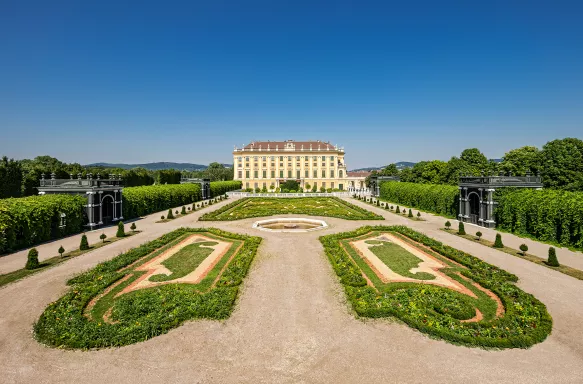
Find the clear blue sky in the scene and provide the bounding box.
[1,1,582,169]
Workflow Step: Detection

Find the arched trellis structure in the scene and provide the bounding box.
[38,173,123,229]
[458,172,543,228]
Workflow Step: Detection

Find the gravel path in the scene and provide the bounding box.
[1,199,582,383]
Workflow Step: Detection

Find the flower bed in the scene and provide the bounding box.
[199,197,383,221]
[320,226,552,348]
[34,228,261,349]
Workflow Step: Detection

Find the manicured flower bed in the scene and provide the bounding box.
[199,197,383,221]
[320,226,552,348]
[34,228,261,349]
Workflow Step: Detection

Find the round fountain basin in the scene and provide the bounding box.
[252,218,328,232]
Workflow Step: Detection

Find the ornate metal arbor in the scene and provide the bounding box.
[458,172,543,228]
[370,175,400,196]
[180,177,211,199]
[38,173,123,229]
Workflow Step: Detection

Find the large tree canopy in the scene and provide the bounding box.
[499,146,541,176]
[539,138,583,191]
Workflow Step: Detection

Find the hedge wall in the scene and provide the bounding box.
[123,184,202,219]
[495,188,583,249]
[379,181,459,217]
[210,180,241,197]
[0,195,86,254]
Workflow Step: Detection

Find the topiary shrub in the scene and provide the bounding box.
[476,231,482,241]
[167,209,174,219]
[458,222,466,235]
[494,233,504,248]
[390,206,394,210]
[417,212,421,218]
[25,248,40,270]
[181,206,186,215]
[408,209,413,217]
[58,245,65,257]
[100,233,107,243]
[192,203,196,211]
[161,215,165,220]
[80,234,89,250]
[445,221,451,230]
[519,244,528,256]
[175,210,179,215]
[130,223,137,232]
[116,221,125,237]
[547,247,559,266]
[396,206,400,213]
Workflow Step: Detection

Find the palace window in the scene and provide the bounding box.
[296,163,300,167]
[254,170,258,178]
[271,170,275,178]
[305,163,308,167]
[245,157,249,161]
[280,170,284,178]
[254,156,258,160]
[288,170,292,178]
[330,156,334,161]
[279,156,284,161]
[280,163,283,167]
[238,171,242,179]
[296,156,300,161]
[262,170,267,178]
[331,170,335,178]
[296,170,300,178]
[245,163,249,167]
[331,182,335,189]
[322,170,326,178]
[271,163,275,167]
[245,170,250,178]
[270,156,275,161]
[262,156,266,161]
[313,156,317,160]
[262,163,266,167]
[305,170,309,177]
[313,170,318,178]
[339,170,343,178]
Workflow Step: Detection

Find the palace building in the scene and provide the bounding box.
[233,140,361,191]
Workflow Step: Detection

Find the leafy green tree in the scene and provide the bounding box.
[499,146,541,176]
[547,247,559,267]
[80,234,90,250]
[58,245,65,257]
[100,233,107,243]
[381,163,399,176]
[494,233,504,248]
[116,221,125,237]
[25,248,40,270]
[539,138,583,191]
[458,222,466,235]
[476,231,482,241]
[281,180,300,191]
[0,156,23,198]
[519,244,528,256]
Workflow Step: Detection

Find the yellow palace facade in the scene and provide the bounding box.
[233,140,353,191]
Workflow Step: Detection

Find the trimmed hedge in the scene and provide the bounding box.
[210,180,241,197]
[122,184,202,219]
[320,226,552,348]
[495,188,583,249]
[0,195,86,254]
[379,181,459,217]
[34,227,261,349]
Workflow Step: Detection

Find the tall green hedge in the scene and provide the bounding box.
[0,195,86,254]
[495,188,583,249]
[209,180,241,197]
[123,184,202,219]
[379,181,459,217]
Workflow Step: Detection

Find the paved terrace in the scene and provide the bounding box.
[0,197,582,383]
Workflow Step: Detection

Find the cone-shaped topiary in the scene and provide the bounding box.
[547,247,560,267]
[192,203,196,211]
[417,212,421,218]
[130,222,137,232]
[58,245,65,257]
[80,234,89,250]
[25,248,40,270]
[167,209,174,219]
[458,222,466,235]
[181,206,186,215]
[494,233,504,248]
[116,221,125,237]
[408,209,413,217]
[519,244,528,256]
[396,206,400,213]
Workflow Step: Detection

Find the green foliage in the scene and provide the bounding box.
[123,184,201,219]
[380,182,459,217]
[396,206,400,213]
[161,215,165,220]
[0,194,86,254]
[181,206,186,215]
[494,188,583,249]
[445,221,451,229]
[499,146,541,176]
[547,247,559,267]
[130,223,137,232]
[25,248,40,270]
[280,180,299,191]
[58,245,65,256]
[34,228,261,349]
[155,169,182,184]
[116,221,125,237]
[458,222,466,235]
[167,209,174,219]
[209,181,241,197]
[80,234,90,250]
[494,233,504,248]
[417,211,421,218]
[519,244,528,255]
[539,138,583,191]
[100,233,107,243]
[0,156,23,198]
[200,197,384,221]
[320,226,552,349]
[408,208,413,217]
[476,231,482,241]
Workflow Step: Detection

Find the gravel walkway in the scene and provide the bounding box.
[1,199,582,383]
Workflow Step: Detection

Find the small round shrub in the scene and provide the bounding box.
[25,248,40,270]
[417,212,421,218]
[58,245,65,257]
[519,244,528,256]
[116,221,125,237]
[175,210,179,215]
[130,222,137,232]
[494,233,504,248]
[161,215,165,220]
[445,221,451,230]
[476,231,482,241]
[458,222,466,235]
[80,234,89,250]
[100,233,107,243]
[547,247,559,266]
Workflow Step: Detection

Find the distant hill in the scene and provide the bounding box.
[351,161,416,172]
[84,162,232,171]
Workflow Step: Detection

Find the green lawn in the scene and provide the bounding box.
[149,241,219,282]
[200,197,383,221]
[364,240,435,280]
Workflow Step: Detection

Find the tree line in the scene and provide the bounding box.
[371,138,583,191]
[0,155,234,198]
